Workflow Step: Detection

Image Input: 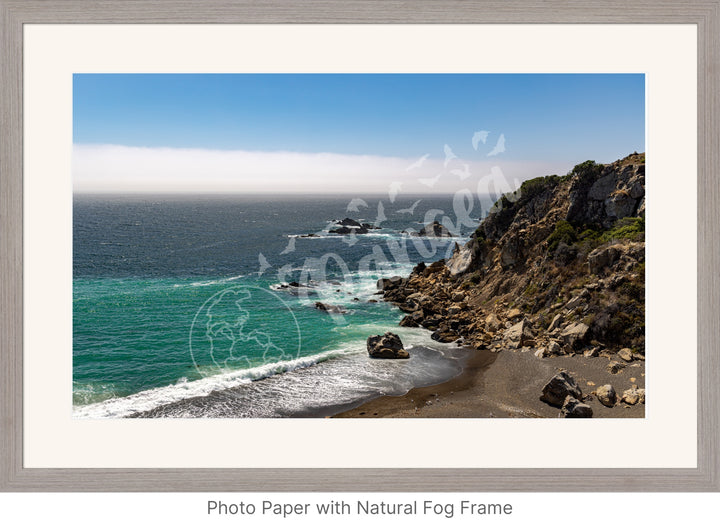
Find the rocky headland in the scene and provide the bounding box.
[358,153,647,418]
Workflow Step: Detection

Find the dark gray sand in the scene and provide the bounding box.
[334,349,645,418]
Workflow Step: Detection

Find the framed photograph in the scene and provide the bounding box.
[1,0,718,491]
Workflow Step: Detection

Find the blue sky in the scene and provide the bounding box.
[73,74,644,194]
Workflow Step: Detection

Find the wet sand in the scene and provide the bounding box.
[334,348,645,418]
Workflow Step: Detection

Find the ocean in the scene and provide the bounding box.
[72,194,490,418]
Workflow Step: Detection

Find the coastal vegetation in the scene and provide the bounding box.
[376,152,646,417]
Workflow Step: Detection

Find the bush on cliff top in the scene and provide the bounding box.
[569,160,603,182]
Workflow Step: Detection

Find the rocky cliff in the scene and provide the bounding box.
[381,153,646,359]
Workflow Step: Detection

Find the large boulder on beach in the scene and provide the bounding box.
[560,396,593,418]
[560,322,590,349]
[540,371,582,407]
[503,318,534,348]
[367,332,410,359]
[595,384,617,407]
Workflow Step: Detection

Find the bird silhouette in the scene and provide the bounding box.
[280,236,296,255]
[443,144,457,167]
[397,199,422,215]
[487,133,506,156]
[388,181,403,202]
[405,153,430,172]
[450,164,471,180]
[276,264,293,282]
[375,201,387,224]
[257,253,271,275]
[346,197,369,212]
[343,231,359,247]
[419,174,442,188]
[472,130,490,150]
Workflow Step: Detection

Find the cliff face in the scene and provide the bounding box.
[382,153,646,357]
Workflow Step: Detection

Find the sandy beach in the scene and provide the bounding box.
[334,347,645,418]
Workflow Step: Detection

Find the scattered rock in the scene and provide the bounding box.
[366,332,410,359]
[588,245,623,274]
[565,290,589,310]
[534,347,547,359]
[606,361,626,374]
[540,371,583,407]
[431,329,460,343]
[583,346,600,358]
[507,308,523,320]
[399,315,419,327]
[621,386,645,405]
[561,396,594,418]
[595,384,617,407]
[547,313,564,332]
[452,292,466,303]
[485,314,502,332]
[547,341,562,355]
[618,348,634,362]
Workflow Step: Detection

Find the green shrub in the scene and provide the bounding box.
[518,174,560,201]
[547,220,578,252]
[569,160,603,181]
[600,217,644,242]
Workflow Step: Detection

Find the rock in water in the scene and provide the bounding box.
[418,220,456,238]
[338,217,362,227]
[314,301,346,314]
[561,396,593,418]
[367,332,410,359]
[540,371,583,407]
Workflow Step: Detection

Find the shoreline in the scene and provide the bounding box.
[334,347,645,418]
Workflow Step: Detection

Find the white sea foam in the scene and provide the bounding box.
[188,274,245,287]
[73,348,358,419]
[73,324,455,419]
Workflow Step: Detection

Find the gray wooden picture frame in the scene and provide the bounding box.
[1,0,718,491]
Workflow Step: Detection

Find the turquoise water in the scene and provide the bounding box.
[73,195,486,417]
